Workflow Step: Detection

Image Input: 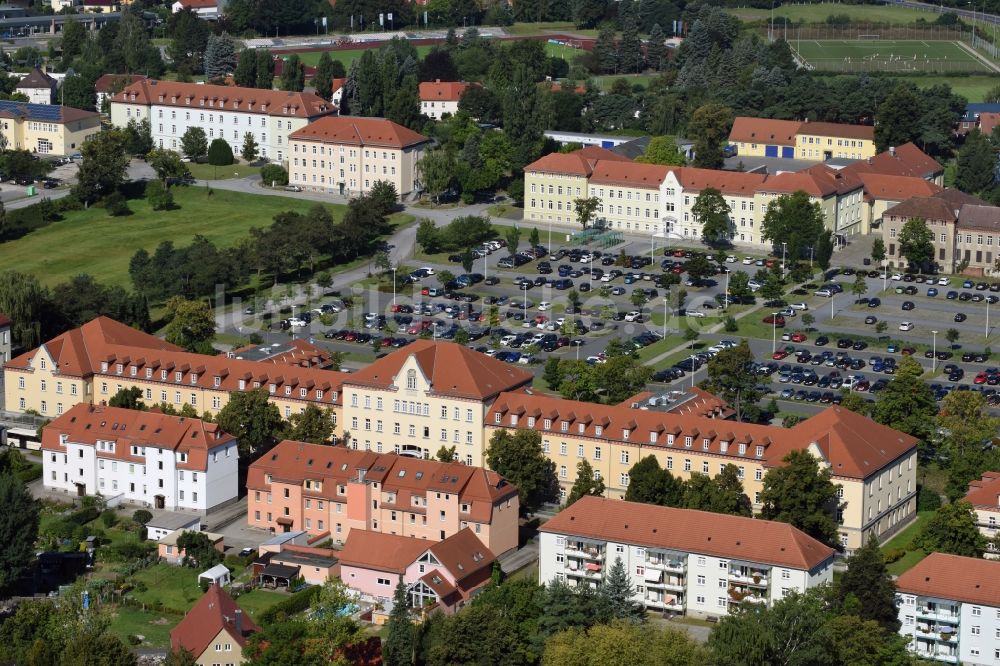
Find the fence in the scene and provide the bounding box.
[795,57,987,73]
[760,23,967,41]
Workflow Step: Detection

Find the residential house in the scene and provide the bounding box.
[41,403,239,511]
[965,471,1000,557]
[338,527,496,614]
[959,103,1000,134]
[896,552,1000,664]
[146,512,201,541]
[340,338,533,466]
[15,68,56,105]
[246,439,520,555]
[728,117,800,158]
[158,529,224,564]
[94,73,146,111]
[287,116,431,197]
[170,584,259,665]
[255,544,339,585]
[539,496,835,618]
[82,0,119,11]
[110,80,337,163]
[0,100,99,156]
[486,394,918,552]
[171,0,218,18]
[727,116,875,161]
[419,80,469,120]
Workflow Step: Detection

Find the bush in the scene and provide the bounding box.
[207,138,234,166]
[257,584,321,625]
[917,485,942,512]
[146,179,174,211]
[69,506,100,525]
[104,191,131,217]
[100,509,118,528]
[132,509,153,525]
[260,164,288,186]
[723,315,738,332]
[882,547,906,564]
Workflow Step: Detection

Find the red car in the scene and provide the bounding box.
[772,350,789,360]
[671,265,685,274]
[975,372,989,385]
[901,347,916,356]
[421,287,430,296]
[790,333,807,343]
[763,315,786,327]
[766,259,776,268]
[673,249,685,258]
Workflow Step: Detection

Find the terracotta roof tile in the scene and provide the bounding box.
[15,68,55,90]
[728,117,801,146]
[896,552,1000,607]
[675,167,766,195]
[884,196,959,223]
[843,142,943,180]
[338,530,431,573]
[170,584,259,658]
[858,172,941,202]
[419,80,470,102]
[964,471,1000,510]
[113,80,336,119]
[589,161,675,188]
[94,74,147,94]
[958,204,1000,232]
[289,116,429,148]
[541,496,835,570]
[524,147,629,176]
[426,528,496,586]
[343,339,532,400]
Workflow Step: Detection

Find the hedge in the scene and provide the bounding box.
[256,584,321,625]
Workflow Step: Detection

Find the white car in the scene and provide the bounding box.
[938,277,949,286]
[899,321,914,331]
[788,302,809,311]
[717,340,737,348]
[418,266,435,276]
[555,317,566,326]
[779,308,796,317]
[726,255,737,263]
[287,317,307,327]
[747,280,762,291]
[685,310,706,318]
[624,311,642,322]
[600,274,614,282]
[814,289,833,297]
[891,273,902,281]
[538,302,552,311]
[500,335,517,346]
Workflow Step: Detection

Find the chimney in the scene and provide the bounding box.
[235,609,243,634]
[889,146,896,157]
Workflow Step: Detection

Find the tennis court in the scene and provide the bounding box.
[793,39,989,72]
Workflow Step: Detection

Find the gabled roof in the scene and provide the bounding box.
[343,339,532,401]
[541,496,835,570]
[673,167,766,195]
[112,80,336,119]
[419,80,470,102]
[958,204,1000,232]
[338,530,430,573]
[524,147,629,176]
[857,172,941,202]
[589,160,674,188]
[94,73,147,94]
[16,68,55,90]
[42,404,236,471]
[964,471,1000,511]
[843,142,943,180]
[797,120,874,141]
[978,111,1000,136]
[883,195,958,223]
[728,117,801,146]
[289,115,429,148]
[170,584,259,658]
[425,528,496,587]
[0,99,97,124]
[177,0,217,7]
[896,552,1000,607]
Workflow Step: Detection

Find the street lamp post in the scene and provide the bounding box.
[932,330,938,372]
[781,242,787,272]
[548,219,552,254]
[724,271,729,311]
[988,297,991,339]
[650,230,655,264]
[771,312,779,354]
[882,262,887,292]
[662,297,668,339]
[391,267,397,307]
[808,246,814,268]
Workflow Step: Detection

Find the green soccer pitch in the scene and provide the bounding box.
[791,39,989,72]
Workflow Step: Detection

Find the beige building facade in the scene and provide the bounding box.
[0,100,100,156]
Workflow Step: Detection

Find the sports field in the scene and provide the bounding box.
[792,39,989,72]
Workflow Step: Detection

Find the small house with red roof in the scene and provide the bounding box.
[171,0,218,19]
[170,584,259,664]
[418,80,471,120]
[965,471,1000,555]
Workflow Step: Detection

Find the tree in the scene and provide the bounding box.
[682,464,752,517]
[383,577,414,666]
[945,327,960,348]
[542,357,563,391]
[692,187,731,246]
[542,620,708,666]
[165,648,198,666]
[851,273,868,300]
[485,428,558,515]
[529,227,541,249]
[255,49,274,88]
[624,455,682,506]
[837,535,900,632]
[601,557,646,622]
[915,500,986,557]
[504,225,522,255]
[260,164,288,186]
[146,179,174,211]
[311,51,338,101]
[897,216,934,270]
[760,450,842,548]
[180,126,208,161]
[204,33,237,80]
[133,509,153,525]
[215,388,284,457]
[109,386,146,410]
[124,118,154,157]
[233,47,257,87]
[279,54,306,92]
[635,135,686,166]
[871,355,937,443]
[760,271,785,302]
[646,24,668,71]
[801,312,816,330]
[703,340,760,422]
[874,83,923,153]
[565,459,605,507]
[287,405,334,444]
[177,530,223,568]
[435,445,457,462]
[760,191,826,265]
[871,238,886,264]
[687,102,733,169]
[593,25,619,74]
[147,148,190,184]
[368,180,398,215]
[417,150,456,202]
[163,296,215,353]
[72,129,130,205]
[207,138,234,166]
[416,218,440,253]
[241,132,259,163]
[168,7,211,74]
[0,472,39,595]
[728,271,754,304]
[574,196,600,229]
[60,73,97,111]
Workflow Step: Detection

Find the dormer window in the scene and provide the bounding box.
[213,376,221,387]
[595,426,603,436]
[560,421,568,432]
[101,362,109,372]
[578,424,585,433]
[239,379,246,390]
[527,417,535,427]
[667,434,674,446]
[684,437,692,448]
[190,373,198,384]
[161,370,167,380]
[316,390,324,400]
[130,367,137,376]
[702,438,710,450]
[494,413,501,423]
[543,419,551,429]
[739,443,747,455]
[116,364,123,374]
[284,386,292,396]
[756,446,764,458]
[269,384,276,394]
[510,415,518,426]
[299,388,307,398]
[649,432,657,443]
[720,441,729,453]
[145,368,153,379]
[622,429,630,440]
[175,371,182,382]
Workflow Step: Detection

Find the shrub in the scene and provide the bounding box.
[723,315,738,332]
[104,191,131,217]
[257,584,321,625]
[100,509,118,528]
[882,547,906,564]
[260,163,288,186]
[207,138,234,166]
[146,179,174,211]
[69,506,101,525]
[132,509,153,525]
[917,485,942,512]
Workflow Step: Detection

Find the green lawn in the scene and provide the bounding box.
[186,162,262,181]
[815,73,1000,102]
[292,45,435,68]
[881,510,933,576]
[108,608,176,647]
[728,3,936,24]
[232,589,288,621]
[793,39,987,73]
[129,563,204,614]
[592,74,659,91]
[545,41,586,61]
[0,187,345,288]
[507,22,598,36]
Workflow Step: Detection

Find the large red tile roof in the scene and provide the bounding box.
[541,496,835,570]
[289,116,429,148]
[112,80,336,119]
[883,195,958,223]
[94,73,146,94]
[338,530,432,573]
[419,80,470,102]
[426,528,496,586]
[965,471,1000,511]
[842,142,943,180]
[728,117,801,146]
[42,403,236,471]
[343,339,532,401]
[674,167,767,195]
[896,552,1000,607]
[857,172,941,202]
[524,147,629,176]
[170,584,259,658]
[589,161,675,188]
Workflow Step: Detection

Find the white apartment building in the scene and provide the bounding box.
[897,553,1000,665]
[109,80,336,164]
[539,496,835,619]
[418,80,469,120]
[41,403,239,512]
[965,471,1000,557]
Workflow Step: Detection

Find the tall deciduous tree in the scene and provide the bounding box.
[624,455,682,506]
[0,472,39,595]
[681,464,752,517]
[180,126,208,161]
[956,128,996,195]
[691,187,731,246]
[417,150,456,202]
[565,459,605,507]
[915,500,986,557]
[255,49,274,88]
[163,296,215,353]
[871,355,936,443]
[759,190,826,265]
[687,102,733,169]
[311,51,337,101]
[287,405,335,444]
[871,238,886,264]
[148,148,190,184]
[874,83,923,153]
[836,535,900,632]
[573,196,601,229]
[73,129,130,205]
[233,47,257,87]
[108,386,146,410]
[543,620,707,666]
[702,340,759,422]
[215,388,284,457]
[635,135,686,166]
[485,428,558,515]
[504,225,522,255]
[278,54,306,91]
[897,217,934,270]
[759,450,842,548]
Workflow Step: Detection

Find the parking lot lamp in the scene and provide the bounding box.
[662,297,668,339]
[391,267,397,307]
[932,330,938,373]
[781,242,787,272]
[650,230,655,263]
[771,312,779,354]
[724,271,729,311]
[882,262,887,292]
[988,298,991,339]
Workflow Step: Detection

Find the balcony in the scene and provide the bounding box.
[645,593,684,612]
[728,567,769,587]
[646,555,685,573]
[916,605,960,624]
[566,561,603,580]
[566,541,605,560]
[729,584,767,605]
